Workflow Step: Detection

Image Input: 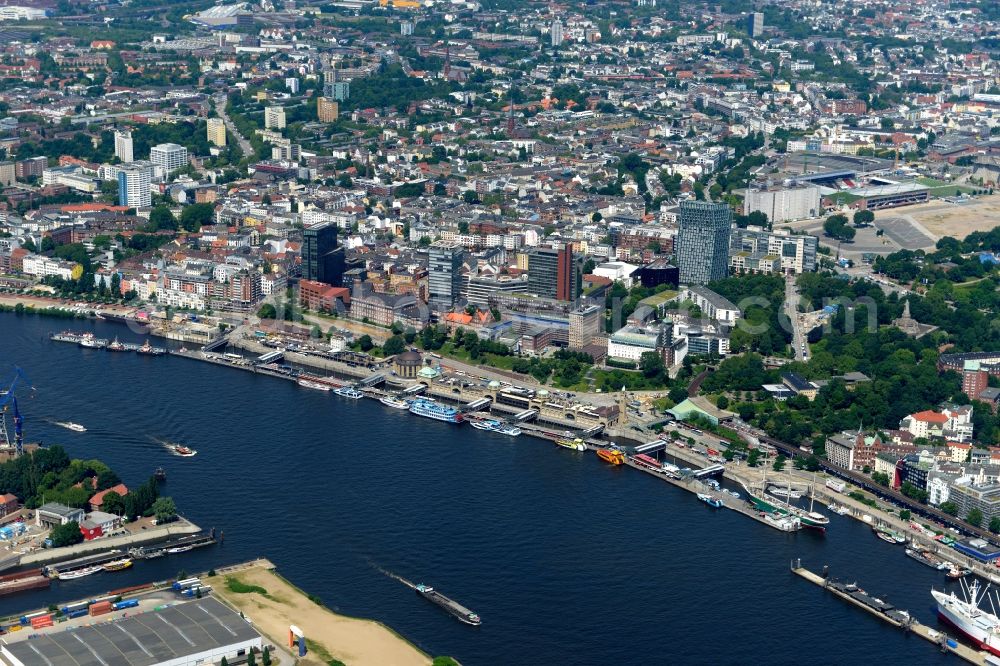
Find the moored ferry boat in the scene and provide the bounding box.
[334,387,363,399]
[379,396,411,409]
[408,398,463,423]
[555,437,587,451]
[298,378,331,392]
[697,493,724,508]
[103,558,133,572]
[50,331,82,343]
[596,448,625,465]
[78,333,108,349]
[470,419,522,436]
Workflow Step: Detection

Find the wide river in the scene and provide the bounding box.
[0,313,961,664]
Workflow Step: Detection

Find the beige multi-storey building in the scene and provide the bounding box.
[317,97,339,123]
[207,117,227,147]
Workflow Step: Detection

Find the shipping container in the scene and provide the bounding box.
[111,599,139,611]
[30,614,52,629]
[89,601,112,617]
[172,577,201,591]
[19,610,49,626]
[66,608,89,619]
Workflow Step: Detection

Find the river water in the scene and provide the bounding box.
[0,314,959,664]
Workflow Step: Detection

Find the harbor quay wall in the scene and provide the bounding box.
[16,520,202,569]
[191,335,619,432]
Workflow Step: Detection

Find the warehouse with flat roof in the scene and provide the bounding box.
[0,597,263,666]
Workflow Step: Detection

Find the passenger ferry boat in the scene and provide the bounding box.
[596,448,625,465]
[379,396,411,410]
[334,387,363,399]
[555,437,587,451]
[408,398,463,423]
[79,333,108,349]
[103,558,133,572]
[470,419,521,436]
[697,493,724,508]
[298,378,332,392]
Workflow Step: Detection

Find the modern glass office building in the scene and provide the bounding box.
[675,201,732,285]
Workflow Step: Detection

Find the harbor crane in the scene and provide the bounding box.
[0,367,32,457]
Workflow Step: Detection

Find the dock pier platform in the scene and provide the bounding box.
[791,561,988,665]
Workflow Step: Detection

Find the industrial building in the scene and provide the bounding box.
[0,597,263,666]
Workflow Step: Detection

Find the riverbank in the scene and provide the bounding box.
[208,560,432,666]
[16,519,202,569]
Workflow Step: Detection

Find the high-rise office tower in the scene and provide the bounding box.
[528,246,582,302]
[427,240,464,310]
[675,201,732,285]
[114,130,134,163]
[302,221,343,286]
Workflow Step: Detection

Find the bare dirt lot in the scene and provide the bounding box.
[877,195,1000,241]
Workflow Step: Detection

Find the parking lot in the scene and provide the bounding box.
[874,216,936,250]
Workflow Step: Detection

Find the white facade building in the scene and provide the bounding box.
[744,184,821,223]
[264,106,287,130]
[118,162,153,209]
[22,254,78,280]
[114,129,134,163]
[150,143,189,174]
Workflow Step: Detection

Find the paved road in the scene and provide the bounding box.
[785,275,807,362]
[213,93,254,158]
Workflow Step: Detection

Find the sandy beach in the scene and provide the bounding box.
[209,563,431,666]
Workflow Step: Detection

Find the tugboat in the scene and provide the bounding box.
[106,337,127,352]
[136,340,166,356]
[154,467,167,482]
